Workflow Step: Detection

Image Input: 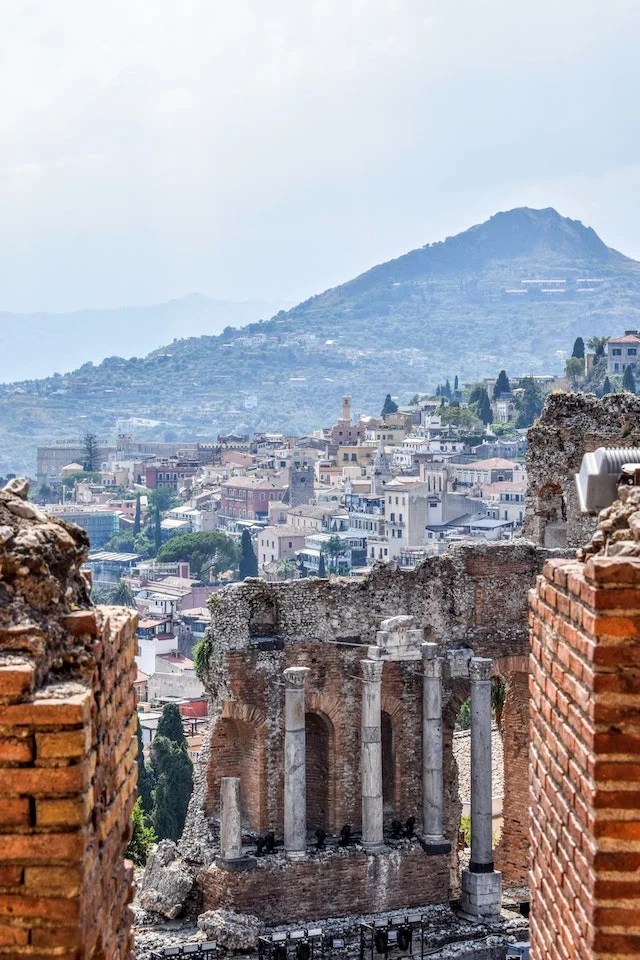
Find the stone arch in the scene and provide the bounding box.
[206,705,267,833]
[305,710,335,833]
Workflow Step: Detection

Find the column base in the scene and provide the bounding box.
[420,836,451,855]
[285,850,307,860]
[361,842,386,854]
[460,868,502,917]
[215,856,256,871]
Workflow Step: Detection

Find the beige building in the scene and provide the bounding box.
[257,525,307,569]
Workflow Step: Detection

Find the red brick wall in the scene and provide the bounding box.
[529,556,640,960]
[199,847,449,923]
[0,606,138,959]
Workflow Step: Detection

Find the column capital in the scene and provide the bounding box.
[469,657,492,682]
[361,659,384,682]
[422,642,442,677]
[284,666,310,688]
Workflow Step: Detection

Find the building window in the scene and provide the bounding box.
[612,348,622,356]
[629,348,637,356]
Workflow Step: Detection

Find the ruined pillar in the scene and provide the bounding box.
[461,656,502,916]
[361,658,384,851]
[220,777,242,860]
[422,643,450,852]
[284,665,310,858]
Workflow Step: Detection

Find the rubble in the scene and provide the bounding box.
[138,840,195,919]
[197,909,263,952]
[577,486,640,560]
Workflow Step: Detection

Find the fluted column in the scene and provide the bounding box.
[422,642,446,844]
[284,666,310,858]
[361,658,384,851]
[220,776,242,861]
[469,657,494,872]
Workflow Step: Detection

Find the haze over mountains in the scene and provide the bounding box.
[3,207,640,475]
[0,295,288,382]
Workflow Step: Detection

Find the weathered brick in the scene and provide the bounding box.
[36,729,89,761]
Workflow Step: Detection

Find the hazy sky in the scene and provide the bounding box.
[1,0,640,313]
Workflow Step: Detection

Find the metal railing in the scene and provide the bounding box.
[150,942,217,958]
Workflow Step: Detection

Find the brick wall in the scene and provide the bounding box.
[529,555,640,959]
[199,846,449,924]
[0,606,138,959]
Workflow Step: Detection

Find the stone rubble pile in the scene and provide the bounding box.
[577,486,640,561]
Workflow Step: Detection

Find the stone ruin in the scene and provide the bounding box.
[175,543,551,928]
[524,391,640,549]
[0,479,138,958]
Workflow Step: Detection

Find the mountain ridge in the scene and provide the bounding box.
[2,206,640,475]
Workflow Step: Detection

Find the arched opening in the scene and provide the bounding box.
[381,710,396,814]
[305,712,334,833]
[535,482,567,547]
[207,717,264,833]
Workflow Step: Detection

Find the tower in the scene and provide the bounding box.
[288,461,315,508]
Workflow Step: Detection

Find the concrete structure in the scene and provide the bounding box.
[283,666,310,858]
[219,476,288,522]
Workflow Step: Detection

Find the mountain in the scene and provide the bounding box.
[3,207,640,475]
[0,294,287,381]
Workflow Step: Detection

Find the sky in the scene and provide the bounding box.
[1,0,640,314]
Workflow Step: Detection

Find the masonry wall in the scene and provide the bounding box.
[198,846,449,923]
[0,481,137,959]
[529,554,640,960]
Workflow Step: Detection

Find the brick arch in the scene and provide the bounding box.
[206,708,267,833]
[305,710,336,833]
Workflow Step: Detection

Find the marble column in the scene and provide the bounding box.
[361,658,384,851]
[220,776,242,861]
[422,643,448,850]
[461,656,502,917]
[284,666,310,858]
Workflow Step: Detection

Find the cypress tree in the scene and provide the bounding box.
[454,374,459,392]
[156,702,186,745]
[154,502,162,553]
[133,493,141,536]
[492,370,511,399]
[601,375,613,395]
[318,553,327,577]
[83,433,99,472]
[150,735,194,842]
[623,365,636,393]
[238,529,258,579]
[571,336,585,360]
[136,720,154,815]
[381,393,398,417]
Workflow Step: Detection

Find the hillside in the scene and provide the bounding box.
[3,207,640,475]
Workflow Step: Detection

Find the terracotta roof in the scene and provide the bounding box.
[608,334,640,344]
[460,458,520,470]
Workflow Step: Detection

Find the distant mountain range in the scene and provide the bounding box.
[3,207,640,476]
[0,294,287,381]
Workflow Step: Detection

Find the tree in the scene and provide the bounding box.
[157,531,240,579]
[323,535,347,573]
[623,365,636,393]
[193,638,211,682]
[157,703,187,746]
[153,501,162,554]
[148,487,175,512]
[472,387,493,425]
[443,378,452,399]
[516,377,544,428]
[110,579,136,607]
[492,370,511,399]
[150,735,194,842]
[133,493,141,536]
[83,433,99,472]
[136,720,154,815]
[317,553,327,577]
[381,393,398,417]
[564,356,584,384]
[239,529,258,579]
[601,375,613,396]
[275,557,296,580]
[106,531,136,553]
[454,374,459,392]
[588,335,609,359]
[126,798,156,866]
[571,336,585,360]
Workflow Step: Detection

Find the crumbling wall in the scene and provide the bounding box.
[529,490,640,959]
[0,480,137,959]
[524,392,640,548]
[183,541,561,909]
